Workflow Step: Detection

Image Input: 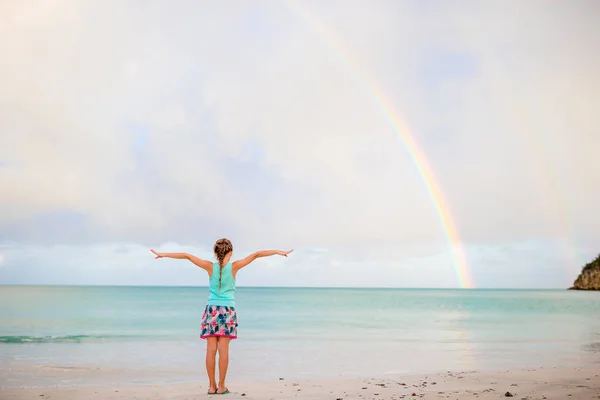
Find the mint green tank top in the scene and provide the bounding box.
[207,262,236,307]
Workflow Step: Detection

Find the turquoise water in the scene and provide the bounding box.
[0,285,599,387]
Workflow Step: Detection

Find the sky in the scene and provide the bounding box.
[0,0,599,288]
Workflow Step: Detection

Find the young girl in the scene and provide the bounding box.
[150,238,292,395]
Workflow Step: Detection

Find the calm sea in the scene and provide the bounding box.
[1,285,599,388]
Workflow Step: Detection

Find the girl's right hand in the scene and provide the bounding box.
[150,249,164,259]
[276,250,293,257]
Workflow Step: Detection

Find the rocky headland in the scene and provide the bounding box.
[570,253,600,290]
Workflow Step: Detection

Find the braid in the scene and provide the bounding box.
[213,238,233,295]
[214,239,232,267]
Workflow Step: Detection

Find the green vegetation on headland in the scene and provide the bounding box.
[569,253,600,290]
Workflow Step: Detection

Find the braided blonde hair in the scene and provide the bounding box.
[213,238,233,294]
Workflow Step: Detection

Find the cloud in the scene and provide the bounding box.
[0,1,598,287]
[0,239,589,288]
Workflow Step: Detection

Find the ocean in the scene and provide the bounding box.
[1,285,599,388]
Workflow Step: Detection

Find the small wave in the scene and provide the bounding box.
[583,342,600,353]
[0,335,141,344]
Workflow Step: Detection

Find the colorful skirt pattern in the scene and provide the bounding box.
[200,305,238,339]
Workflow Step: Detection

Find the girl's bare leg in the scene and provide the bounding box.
[217,337,231,393]
[206,337,218,393]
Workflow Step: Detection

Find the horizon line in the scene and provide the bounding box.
[0,283,572,290]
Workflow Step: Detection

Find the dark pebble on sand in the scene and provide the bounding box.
[505,392,513,397]
[241,394,246,397]
[279,377,284,380]
[411,393,417,396]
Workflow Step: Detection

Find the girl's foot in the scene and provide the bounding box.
[207,386,217,394]
[216,386,229,394]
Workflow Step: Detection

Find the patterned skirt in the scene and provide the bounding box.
[200,305,238,339]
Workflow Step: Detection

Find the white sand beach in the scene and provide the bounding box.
[3,365,599,400]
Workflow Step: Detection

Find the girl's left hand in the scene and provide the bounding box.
[150,249,164,259]
[277,250,293,257]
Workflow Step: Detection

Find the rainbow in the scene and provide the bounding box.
[286,1,474,288]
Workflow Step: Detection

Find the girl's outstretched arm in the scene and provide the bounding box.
[232,249,293,274]
[150,249,213,274]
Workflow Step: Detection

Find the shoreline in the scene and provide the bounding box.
[2,364,599,399]
[1,284,587,290]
